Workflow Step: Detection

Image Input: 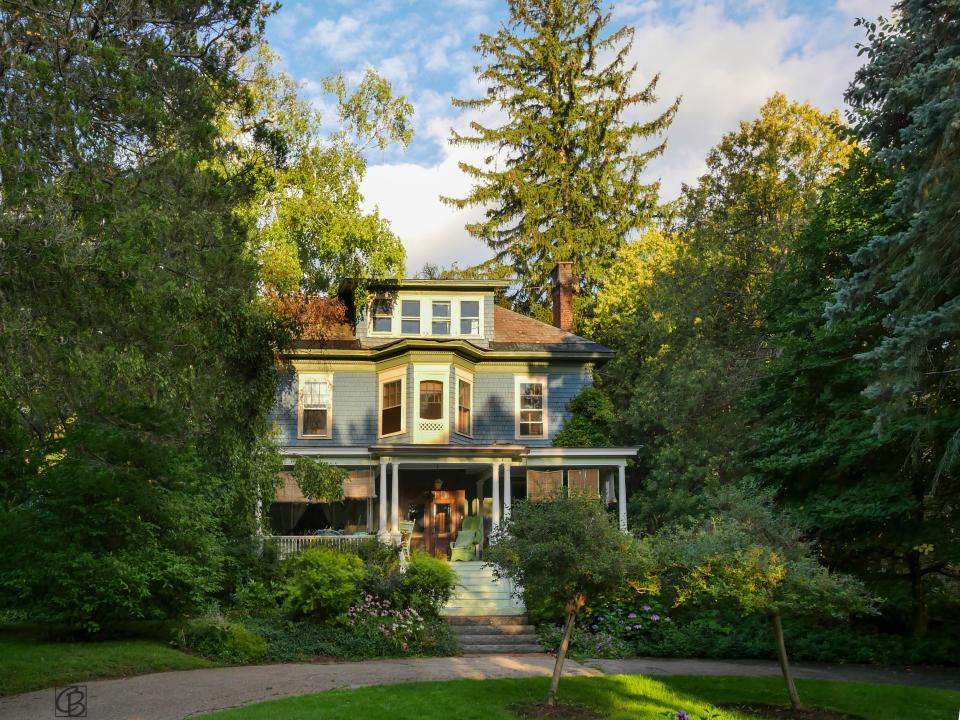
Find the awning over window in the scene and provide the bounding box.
[274,469,375,503]
[527,469,563,501]
[567,468,600,498]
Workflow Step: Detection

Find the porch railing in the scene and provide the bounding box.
[266,534,377,560]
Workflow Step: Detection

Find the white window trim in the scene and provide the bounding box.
[298,372,333,439]
[514,374,548,440]
[400,298,422,335]
[377,365,407,439]
[412,363,451,443]
[454,367,474,437]
[368,292,484,339]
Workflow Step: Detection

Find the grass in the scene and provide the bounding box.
[0,625,215,697]
[196,675,960,720]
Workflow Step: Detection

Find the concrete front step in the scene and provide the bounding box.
[452,625,536,636]
[451,632,540,645]
[445,614,530,626]
[459,643,543,654]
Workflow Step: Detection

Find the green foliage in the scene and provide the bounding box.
[281,545,366,622]
[174,616,267,664]
[602,94,854,533]
[649,485,874,621]
[537,623,631,659]
[230,580,280,615]
[834,0,960,410]
[443,0,678,316]
[552,386,616,447]
[488,495,648,614]
[393,552,458,618]
[291,457,348,503]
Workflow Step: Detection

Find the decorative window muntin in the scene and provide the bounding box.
[456,376,472,435]
[516,376,547,438]
[419,380,444,420]
[299,375,332,438]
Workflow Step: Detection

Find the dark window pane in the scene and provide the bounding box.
[303,408,328,435]
[461,300,479,317]
[460,319,479,334]
[401,319,420,333]
[374,317,392,332]
[520,421,543,437]
[401,299,420,317]
[432,301,450,318]
[382,405,402,435]
[419,380,443,420]
[432,320,450,335]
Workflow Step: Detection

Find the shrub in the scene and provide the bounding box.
[358,541,403,600]
[393,551,457,617]
[282,545,365,622]
[175,616,266,663]
[231,579,279,615]
[537,623,630,659]
[585,599,673,644]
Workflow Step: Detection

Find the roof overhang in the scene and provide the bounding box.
[287,337,613,363]
[366,278,513,293]
[279,444,639,467]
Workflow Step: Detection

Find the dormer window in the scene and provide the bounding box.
[401,299,421,334]
[372,299,393,333]
[431,301,451,335]
[460,300,480,335]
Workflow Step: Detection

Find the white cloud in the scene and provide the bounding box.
[358,0,895,273]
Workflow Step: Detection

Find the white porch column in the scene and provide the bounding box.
[491,461,501,531]
[618,463,628,531]
[378,460,388,537]
[502,463,512,520]
[391,461,400,536]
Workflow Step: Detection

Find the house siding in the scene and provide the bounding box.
[273,361,594,448]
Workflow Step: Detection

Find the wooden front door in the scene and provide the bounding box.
[424,489,464,558]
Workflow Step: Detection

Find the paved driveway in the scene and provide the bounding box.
[0,654,955,720]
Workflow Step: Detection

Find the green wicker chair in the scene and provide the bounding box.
[450,516,482,562]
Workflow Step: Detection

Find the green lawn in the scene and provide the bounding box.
[197,675,960,720]
[0,625,214,697]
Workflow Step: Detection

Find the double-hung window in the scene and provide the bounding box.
[456,372,472,436]
[419,380,443,420]
[378,366,406,437]
[516,376,547,438]
[401,299,420,334]
[460,300,480,335]
[431,301,451,335]
[300,375,332,438]
[372,299,393,333]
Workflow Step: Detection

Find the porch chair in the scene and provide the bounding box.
[450,515,483,562]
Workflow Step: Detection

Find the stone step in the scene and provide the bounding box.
[445,614,530,626]
[459,643,543,654]
[451,632,540,645]
[442,606,525,617]
[450,588,514,598]
[451,624,536,636]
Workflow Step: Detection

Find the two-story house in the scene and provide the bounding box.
[268,263,637,558]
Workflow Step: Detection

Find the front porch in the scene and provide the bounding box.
[267,444,637,560]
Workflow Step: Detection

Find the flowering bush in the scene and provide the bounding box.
[586,600,672,644]
[346,594,436,655]
[537,623,631,659]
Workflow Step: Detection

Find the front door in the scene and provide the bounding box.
[424,489,464,558]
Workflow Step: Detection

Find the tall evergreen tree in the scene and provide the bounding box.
[832,0,960,431]
[443,0,678,317]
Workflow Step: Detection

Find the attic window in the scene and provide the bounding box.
[431,301,451,335]
[372,299,393,333]
[401,299,420,334]
[460,300,480,335]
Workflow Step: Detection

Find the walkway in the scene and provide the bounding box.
[0,654,955,720]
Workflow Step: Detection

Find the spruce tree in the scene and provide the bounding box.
[443,0,678,317]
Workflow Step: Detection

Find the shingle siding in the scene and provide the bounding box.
[273,362,593,448]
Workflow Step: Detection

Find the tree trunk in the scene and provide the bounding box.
[770,611,804,711]
[547,608,578,706]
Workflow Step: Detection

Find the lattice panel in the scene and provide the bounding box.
[418,421,445,432]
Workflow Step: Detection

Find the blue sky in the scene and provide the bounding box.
[266,0,894,272]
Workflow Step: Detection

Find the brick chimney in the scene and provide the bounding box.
[551,262,574,331]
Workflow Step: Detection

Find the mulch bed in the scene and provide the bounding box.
[720,702,866,720]
[512,702,604,719]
